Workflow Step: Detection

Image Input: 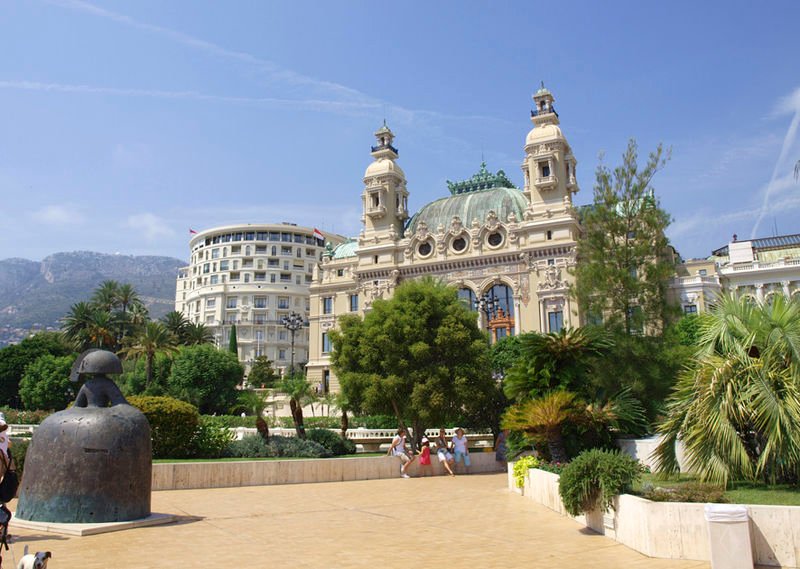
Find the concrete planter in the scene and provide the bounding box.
[518,467,800,568]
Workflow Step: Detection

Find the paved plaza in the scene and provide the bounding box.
[7,473,710,569]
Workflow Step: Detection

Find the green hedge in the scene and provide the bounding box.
[558,449,641,516]
[307,428,356,456]
[128,396,200,459]
[224,435,331,459]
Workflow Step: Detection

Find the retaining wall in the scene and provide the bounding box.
[511,463,800,568]
[152,451,503,491]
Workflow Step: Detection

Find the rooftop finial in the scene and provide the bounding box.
[540,80,545,90]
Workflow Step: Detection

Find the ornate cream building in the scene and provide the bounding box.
[307,86,583,392]
[175,223,344,376]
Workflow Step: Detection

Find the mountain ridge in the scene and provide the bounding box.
[0,251,186,345]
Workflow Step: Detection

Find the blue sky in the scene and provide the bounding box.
[1,0,799,262]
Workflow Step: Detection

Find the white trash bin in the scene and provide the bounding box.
[704,503,753,569]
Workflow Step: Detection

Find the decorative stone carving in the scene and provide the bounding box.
[471,218,481,230]
[538,265,565,291]
[507,211,517,223]
[485,210,499,229]
[450,216,463,234]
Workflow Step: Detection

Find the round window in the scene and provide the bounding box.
[418,242,432,256]
[487,232,503,247]
[452,237,467,252]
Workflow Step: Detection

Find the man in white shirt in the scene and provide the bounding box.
[451,427,471,473]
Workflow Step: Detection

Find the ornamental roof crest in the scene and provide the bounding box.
[446,162,517,195]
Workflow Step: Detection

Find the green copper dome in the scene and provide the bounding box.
[331,240,358,259]
[406,185,527,235]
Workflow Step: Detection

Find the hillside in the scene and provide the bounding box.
[0,251,186,345]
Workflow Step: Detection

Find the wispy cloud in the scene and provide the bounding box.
[126,213,175,241]
[0,80,380,114]
[30,204,85,225]
[751,86,800,237]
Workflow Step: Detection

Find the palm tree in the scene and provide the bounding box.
[120,321,179,389]
[236,390,270,441]
[504,327,612,402]
[91,280,121,312]
[115,283,140,316]
[655,293,800,485]
[84,309,119,349]
[161,311,189,341]
[61,301,95,347]
[278,374,314,439]
[502,390,580,463]
[182,322,214,345]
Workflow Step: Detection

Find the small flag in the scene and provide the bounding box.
[313,228,324,241]
[189,228,198,235]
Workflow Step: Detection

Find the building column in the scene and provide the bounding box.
[782,281,791,297]
[513,296,522,336]
[755,283,765,302]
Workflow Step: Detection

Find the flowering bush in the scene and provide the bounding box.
[537,461,566,475]
[512,455,541,488]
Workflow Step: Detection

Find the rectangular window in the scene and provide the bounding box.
[269,232,280,241]
[279,349,287,360]
[349,294,359,312]
[254,296,267,308]
[698,269,707,276]
[203,263,210,274]
[211,248,220,259]
[220,260,229,271]
[548,310,563,333]
[206,299,216,309]
[296,275,301,285]
[278,330,288,341]
[322,332,332,353]
[337,269,344,277]
[268,259,279,267]
[278,297,290,309]
[323,297,333,314]
[281,246,292,256]
[281,233,292,242]
[540,162,551,177]
[226,297,237,309]
[210,275,219,285]
[296,248,302,258]
[294,234,304,243]
[684,304,698,315]
[270,274,276,283]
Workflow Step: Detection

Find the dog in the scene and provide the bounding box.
[17,545,52,569]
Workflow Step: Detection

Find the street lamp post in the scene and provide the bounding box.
[473,293,498,320]
[281,311,305,377]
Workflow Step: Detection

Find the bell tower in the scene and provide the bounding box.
[521,83,579,213]
[361,122,409,241]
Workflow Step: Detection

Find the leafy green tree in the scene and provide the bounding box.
[330,278,495,445]
[19,354,77,410]
[656,294,800,485]
[119,321,179,390]
[491,335,523,376]
[229,324,238,355]
[118,352,173,396]
[674,313,706,347]
[277,374,314,438]
[247,355,278,388]
[504,327,612,402]
[0,332,73,407]
[167,344,243,414]
[573,139,676,334]
[503,390,579,463]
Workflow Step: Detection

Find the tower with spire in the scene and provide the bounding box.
[361,122,409,242]
[521,83,579,215]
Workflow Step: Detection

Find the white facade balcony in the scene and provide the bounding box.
[534,175,558,190]
[719,258,800,275]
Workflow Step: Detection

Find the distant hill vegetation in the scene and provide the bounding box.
[0,251,185,340]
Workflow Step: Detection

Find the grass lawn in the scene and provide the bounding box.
[635,473,800,506]
[154,453,383,463]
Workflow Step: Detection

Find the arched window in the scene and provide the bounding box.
[488,284,514,318]
[458,288,476,311]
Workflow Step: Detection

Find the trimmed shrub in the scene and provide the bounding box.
[512,455,541,488]
[558,449,641,516]
[307,429,356,456]
[268,436,331,458]
[191,416,235,459]
[225,435,272,458]
[128,395,199,459]
[639,482,728,503]
[206,415,257,429]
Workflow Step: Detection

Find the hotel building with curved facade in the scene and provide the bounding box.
[175,223,345,376]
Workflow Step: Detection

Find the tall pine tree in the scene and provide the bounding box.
[573,139,676,334]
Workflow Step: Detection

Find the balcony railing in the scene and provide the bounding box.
[720,258,800,274]
[531,106,558,118]
[371,143,398,155]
